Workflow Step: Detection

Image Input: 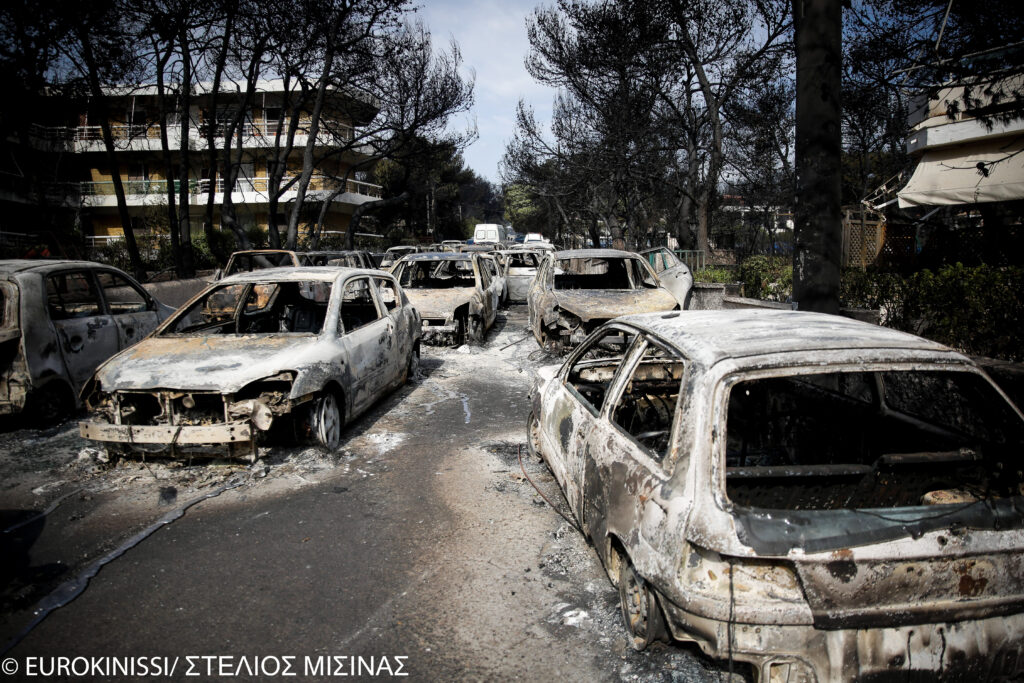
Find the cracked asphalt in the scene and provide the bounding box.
[0,307,737,681]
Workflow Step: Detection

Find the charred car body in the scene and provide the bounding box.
[79,267,420,458]
[527,249,680,351]
[529,310,1024,681]
[0,260,173,422]
[391,252,499,346]
[495,249,542,303]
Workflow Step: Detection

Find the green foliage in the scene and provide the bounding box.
[841,264,1024,361]
[737,256,792,301]
[693,266,737,283]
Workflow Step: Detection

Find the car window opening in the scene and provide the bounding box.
[554,257,655,290]
[167,281,332,336]
[724,369,1024,511]
[612,343,684,461]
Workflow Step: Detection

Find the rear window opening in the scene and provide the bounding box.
[724,369,1024,511]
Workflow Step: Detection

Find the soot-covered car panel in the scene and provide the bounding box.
[527,249,679,351]
[79,267,420,458]
[529,309,1024,681]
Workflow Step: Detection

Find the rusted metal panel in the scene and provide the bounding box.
[80,420,253,444]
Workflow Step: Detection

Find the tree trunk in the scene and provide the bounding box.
[153,44,183,276]
[79,31,145,280]
[791,0,842,314]
[345,192,412,249]
[177,27,195,276]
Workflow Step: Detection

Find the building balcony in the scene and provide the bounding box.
[78,175,382,208]
[29,120,362,154]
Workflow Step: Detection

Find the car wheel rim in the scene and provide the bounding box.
[318,394,340,449]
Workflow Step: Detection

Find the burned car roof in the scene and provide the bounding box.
[553,248,638,259]
[618,309,954,368]
[400,252,471,262]
[0,259,117,275]
[216,266,380,284]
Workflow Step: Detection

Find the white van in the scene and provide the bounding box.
[473,223,508,244]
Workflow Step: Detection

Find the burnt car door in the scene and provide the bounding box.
[581,335,687,548]
[371,276,413,388]
[45,269,120,387]
[546,326,639,520]
[337,275,390,413]
[95,269,163,349]
[641,247,693,308]
[471,255,498,328]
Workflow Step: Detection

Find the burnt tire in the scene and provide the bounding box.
[26,382,73,426]
[467,315,484,343]
[303,391,342,451]
[618,553,668,650]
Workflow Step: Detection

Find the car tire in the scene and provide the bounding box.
[467,315,483,343]
[617,552,667,650]
[26,382,72,426]
[526,409,543,462]
[305,391,342,451]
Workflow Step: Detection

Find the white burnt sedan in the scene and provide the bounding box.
[529,309,1024,680]
[79,267,420,458]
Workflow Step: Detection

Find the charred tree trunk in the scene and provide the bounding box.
[791,0,842,314]
[153,45,183,277]
[176,26,195,276]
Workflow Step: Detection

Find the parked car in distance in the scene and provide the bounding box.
[218,249,302,280]
[529,309,1024,680]
[391,252,499,346]
[494,249,542,303]
[0,260,174,422]
[640,247,693,308]
[527,249,678,351]
[79,267,420,458]
[301,250,376,269]
[379,246,420,269]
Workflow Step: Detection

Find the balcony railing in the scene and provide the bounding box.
[29,120,357,145]
[79,176,382,199]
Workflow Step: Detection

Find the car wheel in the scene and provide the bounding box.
[306,392,342,450]
[27,382,72,426]
[526,409,543,462]
[618,553,667,650]
[467,315,483,343]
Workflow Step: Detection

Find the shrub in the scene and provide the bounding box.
[693,266,737,283]
[737,255,792,301]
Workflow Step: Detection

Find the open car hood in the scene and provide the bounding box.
[94,335,316,393]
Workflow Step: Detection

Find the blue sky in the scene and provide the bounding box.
[418,0,556,183]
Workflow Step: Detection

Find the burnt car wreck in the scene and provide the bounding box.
[528,249,681,352]
[529,309,1024,681]
[391,252,499,346]
[79,267,420,458]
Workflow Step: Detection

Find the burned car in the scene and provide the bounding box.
[302,250,376,269]
[79,267,420,457]
[217,249,303,280]
[495,249,542,303]
[640,247,693,308]
[528,309,1024,681]
[0,260,174,422]
[527,249,679,351]
[391,252,499,346]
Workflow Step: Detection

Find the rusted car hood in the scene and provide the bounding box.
[94,336,315,393]
[554,289,677,321]
[404,288,475,320]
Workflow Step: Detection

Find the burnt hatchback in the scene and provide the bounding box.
[79,267,420,458]
[529,309,1024,681]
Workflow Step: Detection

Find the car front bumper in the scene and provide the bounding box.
[79,420,254,445]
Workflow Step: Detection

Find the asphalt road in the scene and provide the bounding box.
[1,307,734,682]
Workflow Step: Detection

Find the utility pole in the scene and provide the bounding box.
[791,0,843,314]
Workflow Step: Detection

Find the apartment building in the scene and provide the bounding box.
[3,79,383,250]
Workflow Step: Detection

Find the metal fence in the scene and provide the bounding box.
[674,249,707,272]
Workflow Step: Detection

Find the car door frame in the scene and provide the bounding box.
[336,274,391,416]
[94,267,163,350]
[45,268,121,389]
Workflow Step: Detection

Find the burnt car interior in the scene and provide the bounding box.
[397,260,475,289]
[554,257,658,290]
[724,369,1024,510]
[567,330,683,459]
[167,281,332,335]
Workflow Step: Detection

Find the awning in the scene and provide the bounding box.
[897,135,1024,207]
